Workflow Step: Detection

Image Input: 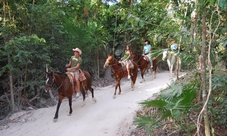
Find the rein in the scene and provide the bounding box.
[134,54,147,67]
[50,73,65,92]
[109,59,124,72]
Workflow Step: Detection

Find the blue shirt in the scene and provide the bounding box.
[144,44,151,54]
[171,44,177,50]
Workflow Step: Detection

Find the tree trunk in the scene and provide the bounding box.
[96,50,100,79]
[8,54,15,112]
[3,0,15,112]
[201,10,210,136]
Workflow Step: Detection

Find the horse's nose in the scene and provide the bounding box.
[45,88,49,93]
[45,86,50,92]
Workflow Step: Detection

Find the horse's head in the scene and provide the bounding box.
[131,52,139,61]
[45,72,55,92]
[162,50,168,61]
[103,55,115,68]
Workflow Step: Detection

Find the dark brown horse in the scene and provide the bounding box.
[45,70,96,122]
[103,55,138,99]
[131,52,158,82]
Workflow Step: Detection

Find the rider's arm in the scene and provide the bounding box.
[68,63,80,71]
[149,45,152,52]
[66,61,71,68]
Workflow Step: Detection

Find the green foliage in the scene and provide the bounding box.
[209,73,227,128]
[0,35,49,75]
[135,77,198,134]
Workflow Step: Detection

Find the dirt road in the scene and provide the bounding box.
[0,71,177,136]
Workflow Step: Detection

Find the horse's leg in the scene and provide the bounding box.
[167,55,172,75]
[140,70,145,83]
[80,87,86,107]
[68,96,73,116]
[131,78,135,91]
[170,55,176,77]
[53,96,63,122]
[89,87,97,102]
[113,80,120,99]
[179,58,182,77]
[131,67,137,90]
[113,83,118,99]
[175,57,182,77]
[175,58,179,76]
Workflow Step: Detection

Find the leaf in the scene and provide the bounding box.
[219,0,227,9]
[134,116,152,128]
[139,99,167,108]
[210,0,215,5]
[222,40,227,47]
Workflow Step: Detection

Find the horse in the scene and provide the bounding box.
[103,55,138,99]
[131,52,158,82]
[45,70,96,122]
[162,50,181,77]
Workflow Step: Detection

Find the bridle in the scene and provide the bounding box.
[133,53,147,67]
[107,57,124,72]
[46,72,65,92]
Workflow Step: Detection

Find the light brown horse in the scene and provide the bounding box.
[131,53,158,82]
[162,50,181,77]
[103,55,138,99]
[45,70,96,122]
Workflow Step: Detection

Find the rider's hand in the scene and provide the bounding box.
[66,68,71,72]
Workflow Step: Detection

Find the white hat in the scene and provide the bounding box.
[72,48,82,55]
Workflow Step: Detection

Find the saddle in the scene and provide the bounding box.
[66,69,86,84]
[143,55,156,61]
[143,55,150,62]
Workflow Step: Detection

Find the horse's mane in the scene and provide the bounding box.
[54,71,67,77]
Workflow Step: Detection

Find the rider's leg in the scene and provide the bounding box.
[74,71,81,93]
[126,63,131,79]
[147,54,153,68]
[75,78,80,92]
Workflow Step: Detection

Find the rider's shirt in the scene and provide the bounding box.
[171,44,178,50]
[144,44,151,54]
[70,56,82,68]
[123,51,130,60]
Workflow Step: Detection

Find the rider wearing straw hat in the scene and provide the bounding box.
[66,48,82,93]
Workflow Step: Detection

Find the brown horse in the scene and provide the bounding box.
[45,70,96,122]
[103,55,138,99]
[131,53,158,82]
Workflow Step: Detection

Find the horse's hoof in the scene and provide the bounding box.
[113,95,116,99]
[53,118,58,122]
[92,98,97,103]
[68,113,72,116]
[81,101,86,107]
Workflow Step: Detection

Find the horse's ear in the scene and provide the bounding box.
[46,64,49,72]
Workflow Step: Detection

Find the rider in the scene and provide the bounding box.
[121,45,132,79]
[142,40,153,68]
[66,48,82,94]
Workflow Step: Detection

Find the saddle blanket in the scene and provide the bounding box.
[120,60,134,69]
[66,70,86,84]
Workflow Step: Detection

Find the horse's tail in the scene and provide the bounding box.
[81,70,93,90]
[131,61,138,84]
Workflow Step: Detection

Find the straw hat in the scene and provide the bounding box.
[72,48,82,55]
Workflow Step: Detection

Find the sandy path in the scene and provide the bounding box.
[0,71,178,136]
